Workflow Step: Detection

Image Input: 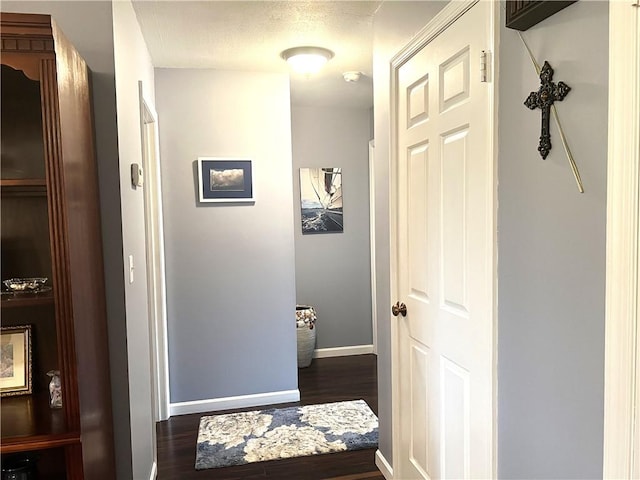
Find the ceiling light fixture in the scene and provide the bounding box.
[281,46,334,75]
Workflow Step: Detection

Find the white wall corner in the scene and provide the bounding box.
[375,449,394,479]
[169,389,300,417]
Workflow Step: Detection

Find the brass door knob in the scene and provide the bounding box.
[392,302,407,317]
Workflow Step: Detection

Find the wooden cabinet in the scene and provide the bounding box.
[1,13,115,479]
[505,1,577,31]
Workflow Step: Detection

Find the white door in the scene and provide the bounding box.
[391,1,496,478]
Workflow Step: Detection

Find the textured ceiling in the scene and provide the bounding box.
[132,1,382,108]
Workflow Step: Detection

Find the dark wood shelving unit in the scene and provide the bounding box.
[1,12,115,479]
[505,1,577,31]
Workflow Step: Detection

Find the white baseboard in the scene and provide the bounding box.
[148,461,157,480]
[169,389,300,416]
[375,449,393,479]
[313,344,374,358]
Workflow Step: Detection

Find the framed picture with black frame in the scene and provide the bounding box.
[197,158,254,203]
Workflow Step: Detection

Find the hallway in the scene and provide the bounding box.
[156,354,382,479]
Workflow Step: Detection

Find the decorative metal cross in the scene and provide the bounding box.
[524,61,571,159]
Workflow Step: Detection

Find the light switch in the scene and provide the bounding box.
[129,255,134,284]
[131,163,144,188]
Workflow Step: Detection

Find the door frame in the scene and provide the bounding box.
[388,0,499,476]
[138,82,170,422]
[369,139,378,354]
[603,2,640,477]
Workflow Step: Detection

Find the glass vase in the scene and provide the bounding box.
[47,370,62,408]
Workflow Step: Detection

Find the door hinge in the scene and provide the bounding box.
[480,50,491,83]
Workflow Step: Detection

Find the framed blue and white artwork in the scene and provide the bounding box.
[299,167,343,234]
[197,158,254,203]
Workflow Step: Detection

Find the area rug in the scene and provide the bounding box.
[195,399,378,470]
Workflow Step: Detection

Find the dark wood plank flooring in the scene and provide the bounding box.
[156,354,383,479]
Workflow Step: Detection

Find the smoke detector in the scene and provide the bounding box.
[343,71,362,83]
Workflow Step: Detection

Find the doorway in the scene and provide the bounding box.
[139,82,170,423]
[291,105,376,360]
[389,1,498,477]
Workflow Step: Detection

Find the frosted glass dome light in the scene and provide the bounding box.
[281,46,334,75]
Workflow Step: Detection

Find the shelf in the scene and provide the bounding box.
[1,432,79,454]
[0,181,46,197]
[1,290,54,308]
[1,179,46,187]
[0,394,78,454]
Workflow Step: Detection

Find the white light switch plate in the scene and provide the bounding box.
[131,163,144,188]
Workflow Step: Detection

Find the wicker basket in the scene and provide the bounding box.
[296,305,317,368]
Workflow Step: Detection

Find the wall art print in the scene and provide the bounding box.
[0,325,32,397]
[299,167,343,234]
[198,158,254,203]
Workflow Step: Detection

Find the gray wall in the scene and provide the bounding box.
[497,2,608,478]
[0,2,133,477]
[372,0,448,464]
[111,1,157,478]
[155,69,298,403]
[291,106,373,349]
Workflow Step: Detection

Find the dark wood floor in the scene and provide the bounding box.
[156,354,384,480]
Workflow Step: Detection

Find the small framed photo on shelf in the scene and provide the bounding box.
[0,325,32,397]
[197,158,254,203]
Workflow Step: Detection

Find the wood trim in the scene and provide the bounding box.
[1,53,50,82]
[505,1,577,31]
[65,443,84,480]
[603,1,640,478]
[40,57,81,434]
[0,13,53,37]
[1,37,54,53]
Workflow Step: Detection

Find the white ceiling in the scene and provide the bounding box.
[131,1,382,108]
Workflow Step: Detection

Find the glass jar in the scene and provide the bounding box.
[47,370,62,408]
